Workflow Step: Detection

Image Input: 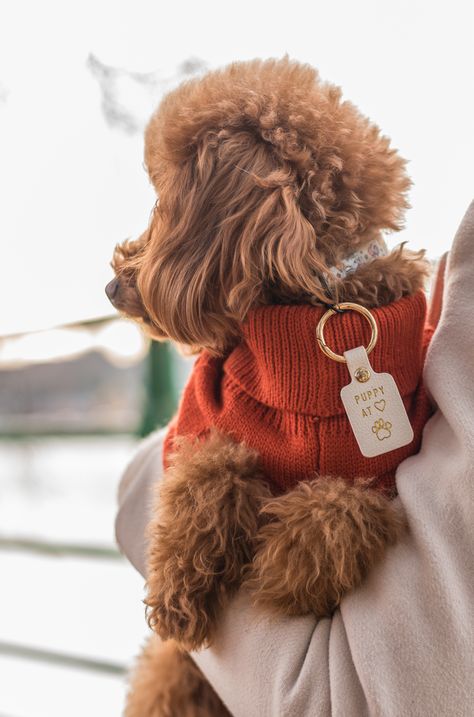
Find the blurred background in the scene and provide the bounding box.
[0,0,472,714]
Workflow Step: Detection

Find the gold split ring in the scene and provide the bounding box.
[316,302,378,363]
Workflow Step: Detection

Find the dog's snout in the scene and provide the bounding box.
[105,277,120,303]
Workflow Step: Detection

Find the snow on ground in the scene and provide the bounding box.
[0,655,126,717]
[0,437,137,546]
[0,437,151,717]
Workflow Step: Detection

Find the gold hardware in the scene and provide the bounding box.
[316,302,378,364]
[355,367,370,383]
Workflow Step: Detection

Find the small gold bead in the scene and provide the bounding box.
[355,367,370,383]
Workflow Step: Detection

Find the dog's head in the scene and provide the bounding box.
[107,57,426,354]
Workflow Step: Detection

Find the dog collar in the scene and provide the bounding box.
[328,236,389,280]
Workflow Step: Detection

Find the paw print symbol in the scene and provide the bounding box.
[372,418,392,441]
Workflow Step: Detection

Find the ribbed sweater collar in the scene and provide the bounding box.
[224,291,428,417]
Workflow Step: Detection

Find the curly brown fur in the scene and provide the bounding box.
[125,635,230,717]
[319,243,429,308]
[145,431,273,650]
[110,231,148,317]
[107,56,427,354]
[112,58,424,714]
[244,476,407,617]
[110,229,166,340]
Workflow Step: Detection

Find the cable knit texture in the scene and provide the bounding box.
[164,290,434,495]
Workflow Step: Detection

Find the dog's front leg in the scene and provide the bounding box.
[145,430,272,650]
[245,476,406,618]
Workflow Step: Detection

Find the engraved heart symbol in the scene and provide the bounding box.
[374,400,386,412]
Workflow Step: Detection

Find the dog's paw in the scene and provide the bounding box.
[145,582,219,651]
[145,430,272,650]
[244,476,406,618]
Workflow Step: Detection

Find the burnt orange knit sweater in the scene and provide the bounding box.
[164,291,435,496]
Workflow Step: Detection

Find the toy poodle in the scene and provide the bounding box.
[107,57,434,716]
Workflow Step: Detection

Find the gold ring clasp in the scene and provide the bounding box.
[316,302,378,363]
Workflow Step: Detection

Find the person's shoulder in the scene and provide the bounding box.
[117,427,167,506]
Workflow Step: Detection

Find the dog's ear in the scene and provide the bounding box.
[136,134,337,354]
[136,59,414,353]
[223,170,337,312]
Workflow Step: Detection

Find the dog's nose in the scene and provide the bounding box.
[105,277,119,303]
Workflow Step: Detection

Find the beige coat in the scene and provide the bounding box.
[116,201,474,717]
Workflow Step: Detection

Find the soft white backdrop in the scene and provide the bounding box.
[1,0,473,336]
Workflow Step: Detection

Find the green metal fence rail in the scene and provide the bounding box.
[0,314,180,440]
[139,339,177,437]
[0,641,126,676]
[0,537,122,561]
[0,315,180,697]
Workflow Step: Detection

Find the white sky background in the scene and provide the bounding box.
[0,0,473,336]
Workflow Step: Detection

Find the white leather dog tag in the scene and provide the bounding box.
[340,346,414,458]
